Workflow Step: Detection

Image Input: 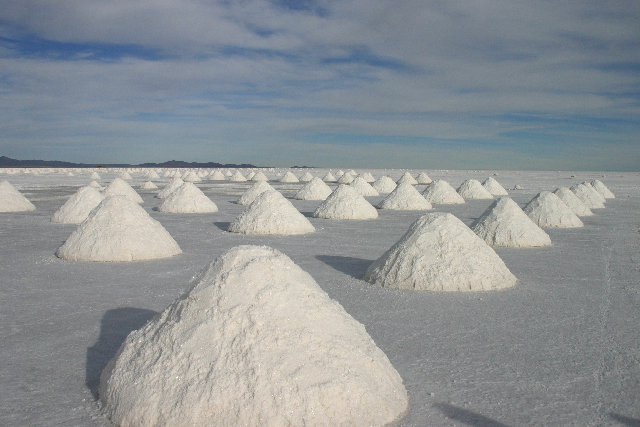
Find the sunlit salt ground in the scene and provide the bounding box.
[1,168,639,426]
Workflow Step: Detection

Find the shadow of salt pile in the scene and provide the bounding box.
[609,413,640,427]
[433,403,511,427]
[316,255,373,279]
[85,307,158,398]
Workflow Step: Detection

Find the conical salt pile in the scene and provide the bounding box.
[471,197,552,247]
[299,171,314,182]
[90,172,101,180]
[246,171,256,180]
[140,181,158,190]
[349,176,379,196]
[457,179,494,199]
[56,196,181,261]
[279,171,299,183]
[372,176,397,194]
[51,186,104,224]
[482,177,508,196]
[145,170,160,179]
[118,171,132,180]
[229,170,247,182]
[570,183,605,209]
[182,171,202,182]
[225,170,233,177]
[67,172,75,177]
[335,170,345,177]
[99,245,408,427]
[422,179,465,204]
[88,180,102,189]
[337,172,355,184]
[237,181,275,205]
[523,191,583,228]
[377,182,433,210]
[158,183,218,213]
[209,170,226,181]
[362,172,376,183]
[251,171,268,181]
[323,172,337,182]
[590,180,615,199]
[156,177,185,199]
[229,191,315,235]
[396,172,418,185]
[553,187,593,217]
[293,177,332,200]
[313,185,378,220]
[364,212,517,291]
[416,172,432,184]
[0,181,36,212]
[102,178,144,204]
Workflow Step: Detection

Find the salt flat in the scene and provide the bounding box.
[0,169,638,426]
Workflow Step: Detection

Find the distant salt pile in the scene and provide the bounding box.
[209,170,226,181]
[313,185,378,220]
[246,171,256,180]
[299,171,314,182]
[118,171,132,180]
[229,170,247,182]
[156,177,184,199]
[553,187,593,216]
[524,191,583,228]
[225,170,233,177]
[372,176,397,194]
[99,245,408,427]
[182,171,201,182]
[88,180,102,189]
[56,196,181,261]
[335,170,345,177]
[422,179,465,204]
[90,172,101,180]
[102,178,144,204]
[51,186,104,224]
[471,197,551,247]
[279,171,299,183]
[228,191,315,235]
[251,171,268,181]
[396,172,418,185]
[0,181,36,212]
[322,172,336,182]
[571,183,605,209]
[513,184,525,190]
[364,212,517,291]
[237,181,275,205]
[482,177,508,196]
[67,172,75,177]
[337,172,355,184]
[457,179,494,200]
[591,180,615,199]
[349,176,379,197]
[145,170,160,179]
[158,183,218,214]
[361,172,376,183]
[139,181,157,190]
[416,172,432,184]
[293,177,332,200]
[378,182,433,211]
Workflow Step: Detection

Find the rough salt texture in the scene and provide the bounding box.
[299,171,314,182]
[208,170,226,181]
[457,179,494,199]
[0,181,37,212]
[591,180,615,199]
[377,182,433,211]
[322,172,336,182]
[524,191,583,228]
[364,212,517,291]
[229,171,247,182]
[372,176,397,194]
[471,197,552,247]
[416,172,432,184]
[56,196,182,261]
[422,179,465,204]
[279,171,299,183]
[51,186,104,224]
[156,178,185,199]
[237,181,275,205]
[140,181,158,190]
[337,172,355,184]
[229,191,315,235]
[293,177,333,200]
[102,178,144,203]
[158,183,218,213]
[349,176,380,196]
[553,187,593,216]
[482,177,509,196]
[313,185,378,220]
[396,172,418,185]
[571,183,606,209]
[362,172,376,183]
[99,245,408,427]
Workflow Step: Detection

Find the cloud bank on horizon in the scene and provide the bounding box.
[1,0,639,170]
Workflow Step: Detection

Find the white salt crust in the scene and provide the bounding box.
[570,183,606,209]
[99,245,408,427]
[158,182,218,213]
[422,179,466,204]
[364,212,517,291]
[471,197,552,247]
[553,187,593,217]
[377,182,433,210]
[294,177,333,200]
[457,179,494,200]
[102,178,144,204]
[313,185,378,220]
[56,196,182,261]
[0,181,36,212]
[482,177,509,196]
[349,176,379,196]
[237,181,275,205]
[372,176,397,194]
[156,178,185,199]
[590,180,615,199]
[51,186,104,224]
[524,191,583,228]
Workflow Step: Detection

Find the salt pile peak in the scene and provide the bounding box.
[416,172,432,184]
[229,170,247,182]
[364,212,517,291]
[457,179,494,199]
[118,171,132,180]
[99,245,408,427]
[56,196,181,261]
[279,171,299,183]
[377,182,433,210]
[337,172,355,184]
[349,176,379,196]
[0,181,36,212]
[89,172,101,180]
[590,180,615,199]
[251,171,268,181]
[140,181,157,189]
[313,184,378,220]
[372,176,397,194]
[553,187,593,216]
[361,172,376,183]
[471,197,552,247]
[322,172,336,182]
[158,182,218,213]
[237,180,275,205]
[482,177,509,196]
[571,182,606,209]
[422,179,465,204]
[228,191,315,235]
[208,170,226,181]
[156,177,184,199]
[293,177,333,200]
[298,171,314,182]
[101,178,144,204]
[51,186,104,224]
[145,170,160,179]
[396,172,418,185]
[524,191,583,228]
[182,171,201,182]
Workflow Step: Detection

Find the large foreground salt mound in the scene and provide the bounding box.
[591,180,615,199]
[524,191,583,228]
[471,197,551,247]
[99,245,408,427]
[56,196,182,261]
[482,177,509,196]
[51,186,104,223]
[377,182,432,210]
[553,187,593,216]
[0,181,36,212]
[313,185,378,220]
[158,183,218,213]
[237,180,275,205]
[422,179,465,204]
[571,183,606,208]
[293,177,333,200]
[457,179,494,199]
[103,178,144,203]
[364,212,517,291]
[228,191,315,235]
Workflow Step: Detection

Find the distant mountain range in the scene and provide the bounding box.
[0,156,257,169]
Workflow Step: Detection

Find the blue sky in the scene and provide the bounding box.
[1,0,639,170]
